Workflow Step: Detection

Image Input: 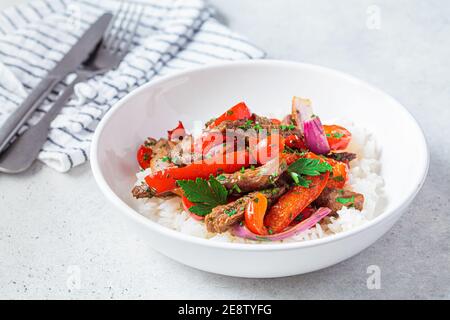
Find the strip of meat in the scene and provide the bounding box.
[149,138,177,172]
[314,188,364,213]
[205,184,288,233]
[209,117,301,138]
[218,158,288,194]
[132,183,152,199]
[326,152,357,163]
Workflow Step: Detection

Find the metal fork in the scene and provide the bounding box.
[0,2,143,173]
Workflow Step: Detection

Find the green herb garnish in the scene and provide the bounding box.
[177,176,228,216]
[336,196,355,205]
[229,183,242,194]
[287,158,332,187]
[224,208,238,217]
[280,124,296,131]
[161,156,171,162]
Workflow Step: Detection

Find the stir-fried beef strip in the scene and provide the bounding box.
[132,183,153,199]
[218,158,288,194]
[205,184,289,233]
[147,138,178,172]
[314,188,364,213]
[208,116,301,138]
[326,152,357,163]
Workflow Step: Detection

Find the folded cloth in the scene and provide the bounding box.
[0,0,265,172]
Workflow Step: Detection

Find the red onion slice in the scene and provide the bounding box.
[303,117,331,154]
[292,97,330,154]
[231,207,332,241]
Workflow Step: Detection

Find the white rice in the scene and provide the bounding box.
[133,124,385,244]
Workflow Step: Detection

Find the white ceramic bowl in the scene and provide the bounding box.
[91,60,429,278]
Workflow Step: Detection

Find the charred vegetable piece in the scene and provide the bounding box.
[323,125,352,150]
[264,172,330,233]
[244,193,269,235]
[205,185,288,233]
[314,188,364,213]
[208,102,251,129]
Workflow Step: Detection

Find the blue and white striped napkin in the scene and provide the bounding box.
[0,0,265,172]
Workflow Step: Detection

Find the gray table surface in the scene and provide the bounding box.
[0,0,449,299]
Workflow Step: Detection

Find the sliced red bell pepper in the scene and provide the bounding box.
[208,102,251,128]
[323,125,352,150]
[264,171,330,233]
[284,134,307,150]
[305,152,348,189]
[244,193,269,235]
[144,151,254,196]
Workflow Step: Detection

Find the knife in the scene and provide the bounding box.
[0,13,113,154]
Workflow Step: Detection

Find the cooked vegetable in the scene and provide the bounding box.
[284,134,306,151]
[207,102,251,129]
[144,151,254,196]
[304,152,348,189]
[137,145,153,169]
[292,97,330,154]
[264,172,330,233]
[323,125,351,150]
[232,207,332,241]
[244,193,269,235]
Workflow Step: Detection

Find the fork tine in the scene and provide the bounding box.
[118,5,143,56]
[107,2,133,52]
[103,0,126,49]
[109,3,141,54]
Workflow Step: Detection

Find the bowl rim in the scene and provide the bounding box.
[90,59,430,252]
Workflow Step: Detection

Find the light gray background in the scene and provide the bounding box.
[0,0,449,299]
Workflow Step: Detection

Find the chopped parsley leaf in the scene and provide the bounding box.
[336,196,355,205]
[177,176,228,216]
[224,208,238,217]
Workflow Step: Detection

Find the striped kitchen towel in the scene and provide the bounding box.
[0,0,266,172]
